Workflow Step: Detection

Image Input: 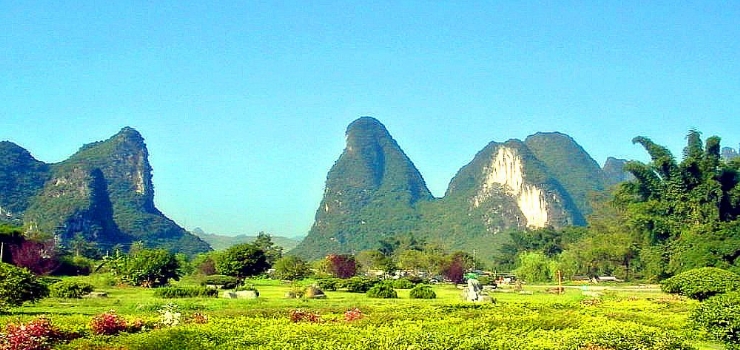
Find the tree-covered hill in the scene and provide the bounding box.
[0,128,210,256]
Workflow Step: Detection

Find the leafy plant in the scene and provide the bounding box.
[0,262,48,312]
[391,278,415,289]
[343,277,379,293]
[409,284,436,299]
[288,309,321,323]
[89,310,128,335]
[0,317,69,350]
[367,283,398,299]
[215,243,269,279]
[344,308,364,322]
[153,287,218,298]
[314,277,342,291]
[661,267,740,301]
[49,280,94,299]
[200,275,238,289]
[691,291,740,349]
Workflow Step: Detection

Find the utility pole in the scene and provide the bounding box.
[0,241,4,263]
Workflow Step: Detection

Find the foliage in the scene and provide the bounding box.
[344,308,364,322]
[49,280,94,299]
[272,256,311,281]
[200,275,238,289]
[252,232,283,266]
[324,254,357,279]
[514,251,552,283]
[153,287,218,298]
[89,310,128,335]
[440,252,467,284]
[661,267,740,301]
[289,309,321,323]
[409,284,436,299]
[0,317,69,350]
[618,130,740,278]
[0,262,48,312]
[366,282,398,299]
[391,278,415,289]
[215,243,268,279]
[691,291,740,349]
[10,239,60,275]
[314,278,342,291]
[108,248,181,287]
[342,277,379,293]
[158,303,182,327]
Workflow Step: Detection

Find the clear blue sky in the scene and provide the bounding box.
[2,1,739,237]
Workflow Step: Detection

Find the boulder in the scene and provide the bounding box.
[304,286,327,299]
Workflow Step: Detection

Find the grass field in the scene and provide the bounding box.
[0,276,724,349]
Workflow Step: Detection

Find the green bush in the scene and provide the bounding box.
[343,277,380,293]
[200,275,238,289]
[409,284,436,299]
[392,278,415,289]
[314,278,342,291]
[661,267,740,301]
[367,283,398,299]
[153,287,218,298]
[691,291,740,349]
[0,262,48,312]
[49,280,94,298]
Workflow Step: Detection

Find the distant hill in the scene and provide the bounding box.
[292,117,627,263]
[191,228,301,252]
[0,128,211,256]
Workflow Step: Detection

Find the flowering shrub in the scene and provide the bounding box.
[289,309,321,323]
[344,308,363,322]
[188,312,209,324]
[90,311,127,335]
[0,317,66,350]
[158,303,182,327]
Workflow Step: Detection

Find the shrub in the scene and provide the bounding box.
[691,291,740,348]
[49,280,94,299]
[409,284,437,299]
[661,267,740,301]
[343,277,379,293]
[153,287,218,298]
[200,275,238,289]
[367,283,397,299]
[0,317,68,350]
[289,309,321,323]
[90,311,127,335]
[0,262,48,312]
[392,278,415,289]
[344,308,363,322]
[314,278,342,291]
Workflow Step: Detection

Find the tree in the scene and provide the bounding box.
[253,232,283,266]
[10,239,60,275]
[0,262,48,312]
[118,249,180,287]
[618,130,740,277]
[215,243,269,279]
[273,256,311,280]
[324,254,357,278]
[514,251,552,283]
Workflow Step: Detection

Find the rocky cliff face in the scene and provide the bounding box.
[0,141,51,224]
[1,128,210,256]
[447,139,583,231]
[292,117,434,260]
[294,118,591,261]
[602,157,634,187]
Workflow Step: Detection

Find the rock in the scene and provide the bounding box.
[462,279,485,301]
[235,290,259,299]
[304,286,326,299]
[222,291,237,299]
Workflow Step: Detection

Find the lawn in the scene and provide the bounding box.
[0,276,721,349]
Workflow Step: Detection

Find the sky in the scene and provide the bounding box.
[2,1,739,238]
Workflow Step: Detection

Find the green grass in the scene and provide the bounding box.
[0,275,721,349]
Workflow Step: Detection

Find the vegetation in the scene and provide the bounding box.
[409,284,436,299]
[272,256,311,281]
[153,287,218,299]
[49,280,94,299]
[106,248,181,287]
[366,282,398,298]
[661,267,740,301]
[0,262,47,312]
[692,292,740,349]
[215,243,269,279]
